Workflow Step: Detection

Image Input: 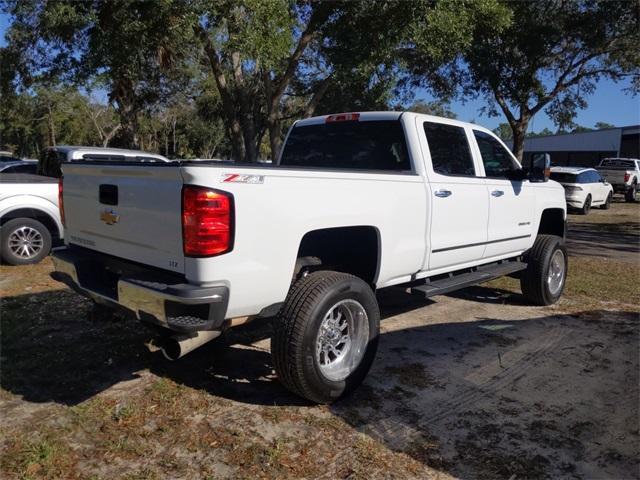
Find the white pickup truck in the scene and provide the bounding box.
[52,112,568,403]
[596,157,640,202]
[0,174,63,265]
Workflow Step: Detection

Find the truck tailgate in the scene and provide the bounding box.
[597,167,628,182]
[62,163,185,273]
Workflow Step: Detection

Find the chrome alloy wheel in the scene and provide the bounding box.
[8,226,44,260]
[315,299,369,382]
[547,249,566,296]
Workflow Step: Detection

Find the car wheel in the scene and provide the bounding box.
[272,270,380,404]
[520,235,568,306]
[1,218,52,265]
[625,183,637,202]
[601,192,612,209]
[579,195,591,215]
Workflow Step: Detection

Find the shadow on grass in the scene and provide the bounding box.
[1,287,638,478]
[0,286,434,407]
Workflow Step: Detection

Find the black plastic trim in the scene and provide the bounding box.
[432,234,532,253]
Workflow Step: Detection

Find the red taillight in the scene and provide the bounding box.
[58,177,65,226]
[326,113,360,123]
[182,186,233,257]
[624,172,631,182]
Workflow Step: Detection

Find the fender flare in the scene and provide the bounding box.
[0,195,63,239]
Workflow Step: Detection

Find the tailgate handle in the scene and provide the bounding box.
[99,184,118,205]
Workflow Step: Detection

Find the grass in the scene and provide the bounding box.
[0,432,76,480]
[487,255,640,310]
[568,199,640,225]
[0,202,638,478]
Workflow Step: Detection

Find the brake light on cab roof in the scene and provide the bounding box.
[326,113,360,123]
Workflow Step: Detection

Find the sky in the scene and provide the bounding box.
[1,13,638,133]
[415,77,640,132]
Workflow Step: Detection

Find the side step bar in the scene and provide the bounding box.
[411,260,527,298]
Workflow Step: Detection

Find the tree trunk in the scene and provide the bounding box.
[46,104,56,147]
[172,117,177,157]
[110,78,139,149]
[510,120,529,162]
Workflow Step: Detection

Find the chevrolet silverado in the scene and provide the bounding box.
[51,112,567,403]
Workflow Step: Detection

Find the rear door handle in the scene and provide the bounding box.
[491,190,504,197]
[434,189,452,198]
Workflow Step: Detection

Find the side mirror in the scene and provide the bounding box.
[529,153,551,182]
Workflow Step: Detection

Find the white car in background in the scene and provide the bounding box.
[550,167,614,214]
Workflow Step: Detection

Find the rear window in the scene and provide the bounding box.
[279,120,411,172]
[550,172,578,183]
[599,159,636,168]
[38,149,68,178]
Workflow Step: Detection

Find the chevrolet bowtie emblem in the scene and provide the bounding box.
[100,209,120,225]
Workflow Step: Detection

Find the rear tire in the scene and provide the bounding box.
[520,235,567,306]
[272,270,380,404]
[579,195,591,215]
[1,218,52,265]
[625,183,637,202]
[601,192,612,209]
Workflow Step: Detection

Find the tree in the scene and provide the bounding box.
[3,0,196,148]
[527,128,554,138]
[434,0,639,160]
[493,122,513,141]
[192,1,338,161]
[570,125,593,133]
[594,122,615,130]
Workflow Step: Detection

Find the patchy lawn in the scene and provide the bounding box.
[1,201,638,479]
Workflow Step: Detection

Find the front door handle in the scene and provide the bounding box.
[434,189,452,198]
[491,190,505,197]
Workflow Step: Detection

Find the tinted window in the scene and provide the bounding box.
[577,172,591,183]
[600,158,636,168]
[473,130,518,177]
[550,172,578,183]
[82,154,127,162]
[423,122,475,176]
[280,121,410,171]
[9,163,38,174]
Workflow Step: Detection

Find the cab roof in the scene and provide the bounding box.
[295,111,495,135]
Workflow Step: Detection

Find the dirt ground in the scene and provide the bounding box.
[1,199,638,479]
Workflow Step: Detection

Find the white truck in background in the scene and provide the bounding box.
[0,147,169,266]
[52,112,568,403]
[596,157,640,202]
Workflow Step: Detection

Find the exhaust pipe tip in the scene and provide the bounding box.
[161,338,183,361]
[158,330,222,361]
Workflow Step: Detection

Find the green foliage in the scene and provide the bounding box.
[493,123,513,141]
[418,0,640,158]
[2,0,634,161]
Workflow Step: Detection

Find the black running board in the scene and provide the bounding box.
[411,260,527,298]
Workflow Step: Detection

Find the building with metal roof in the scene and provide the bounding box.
[519,125,639,168]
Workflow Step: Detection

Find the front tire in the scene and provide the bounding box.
[1,218,52,265]
[601,192,612,209]
[272,271,380,404]
[520,235,568,306]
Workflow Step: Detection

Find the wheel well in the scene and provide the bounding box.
[537,208,565,239]
[296,226,380,286]
[0,208,61,242]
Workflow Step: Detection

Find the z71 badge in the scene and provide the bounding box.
[222,173,264,184]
